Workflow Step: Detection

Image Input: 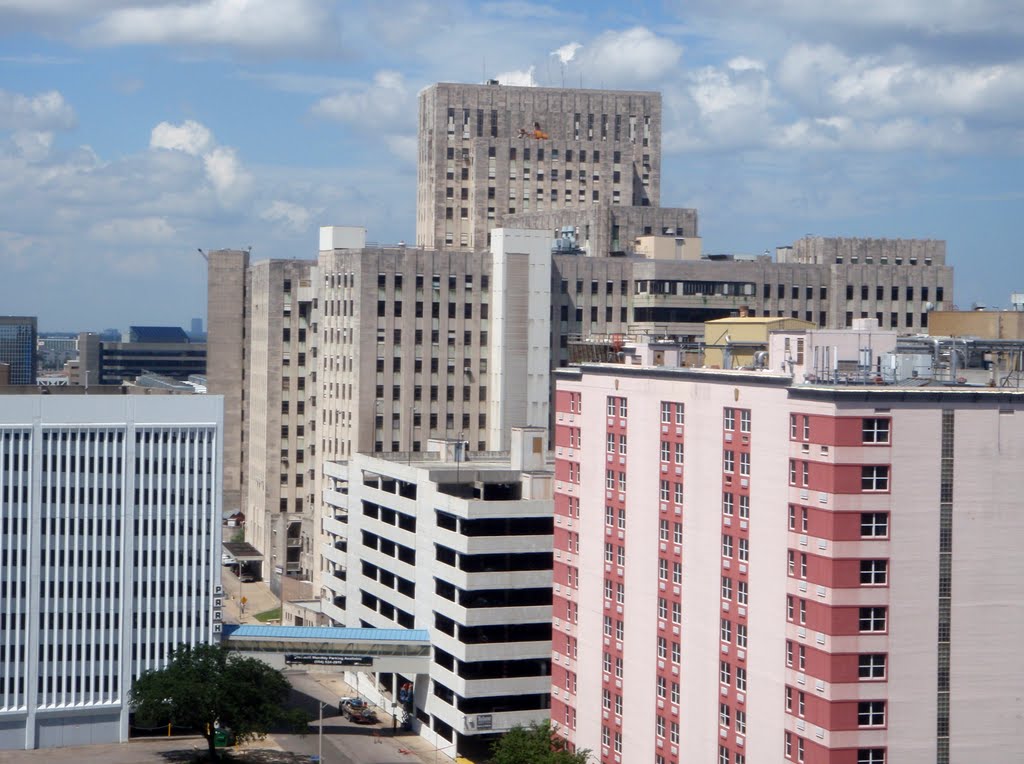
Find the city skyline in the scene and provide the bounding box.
[2,0,1022,330]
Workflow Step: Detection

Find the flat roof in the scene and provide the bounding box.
[222,541,263,561]
[223,624,430,643]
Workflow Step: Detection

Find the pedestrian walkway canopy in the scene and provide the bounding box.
[221,624,432,674]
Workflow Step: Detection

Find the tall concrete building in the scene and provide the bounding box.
[206,248,250,515]
[552,354,1024,764]
[244,259,318,592]
[417,82,665,250]
[206,251,321,595]
[0,316,37,385]
[0,392,223,750]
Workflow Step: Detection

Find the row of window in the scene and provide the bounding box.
[789,461,890,491]
[785,736,884,763]
[790,415,890,443]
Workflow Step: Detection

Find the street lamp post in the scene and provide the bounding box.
[318,701,329,763]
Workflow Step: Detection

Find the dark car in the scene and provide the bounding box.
[349,708,378,724]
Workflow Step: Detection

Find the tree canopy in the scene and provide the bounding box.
[130,642,307,760]
[490,720,591,764]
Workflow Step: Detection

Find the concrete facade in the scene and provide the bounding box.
[244,260,318,593]
[0,394,223,750]
[417,82,661,250]
[553,363,1024,764]
[206,249,250,515]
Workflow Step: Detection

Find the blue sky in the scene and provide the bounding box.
[0,0,1021,331]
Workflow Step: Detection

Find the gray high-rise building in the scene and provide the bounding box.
[0,316,37,385]
[417,82,667,251]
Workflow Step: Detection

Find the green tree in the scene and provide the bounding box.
[490,720,590,764]
[129,642,307,760]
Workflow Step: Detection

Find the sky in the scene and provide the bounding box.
[0,0,1021,331]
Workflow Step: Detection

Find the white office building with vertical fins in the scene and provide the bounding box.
[0,393,223,750]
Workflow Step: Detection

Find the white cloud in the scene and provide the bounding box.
[385,135,418,164]
[312,70,410,127]
[260,200,313,232]
[9,130,54,161]
[576,27,682,85]
[148,119,251,204]
[552,42,581,65]
[494,66,536,87]
[89,215,175,242]
[203,146,251,205]
[83,0,337,52]
[0,89,76,131]
[779,44,1024,123]
[149,119,213,156]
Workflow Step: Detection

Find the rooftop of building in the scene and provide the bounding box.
[128,326,190,343]
[423,81,660,97]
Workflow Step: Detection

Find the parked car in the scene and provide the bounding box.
[348,708,378,724]
[239,573,257,583]
[339,697,366,715]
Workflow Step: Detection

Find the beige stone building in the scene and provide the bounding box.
[206,252,320,595]
[417,82,663,250]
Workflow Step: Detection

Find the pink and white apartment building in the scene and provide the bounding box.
[551,364,1024,764]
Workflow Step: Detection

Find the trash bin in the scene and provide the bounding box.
[213,729,232,748]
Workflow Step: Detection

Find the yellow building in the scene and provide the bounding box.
[928,310,1024,340]
[703,316,815,368]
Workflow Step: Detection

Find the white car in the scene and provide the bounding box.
[222,554,233,565]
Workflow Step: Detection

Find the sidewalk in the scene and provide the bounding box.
[222,567,280,625]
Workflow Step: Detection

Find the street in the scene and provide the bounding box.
[277,672,450,764]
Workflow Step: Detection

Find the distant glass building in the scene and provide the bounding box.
[0,316,37,385]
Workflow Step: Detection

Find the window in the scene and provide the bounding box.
[862,466,890,491]
[799,598,806,624]
[619,398,628,418]
[798,690,806,717]
[661,401,671,423]
[660,519,670,541]
[737,581,748,605]
[657,637,667,659]
[859,654,887,680]
[800,553,808,578]
[739,495,750,519]
[735,709,746,735]
[736,623,747,648]
[790,414,797,439]
[671,641,681,663]
[789,460,797,485]
[861,512,889,537]
[721,618,732,643]
[670,681,679,704]
[740,409,751,433]
[797,737,805,763]
[602,688,611,709]
[673,522,682,544]
[720,703,731,727]
[676,404,685,425]
[606,397,616,416]
[661,441,671,462]
[787,595,795,621]
[735,666,747,692]
[738,538,749,563]
[740,452,750,476]
[618,472,626,492]
[789,505,796,530]
[720,661,731,685]
[656,676,666,699]
[723,408,735,431]
[619,434,627,455]
[722,534,733,558]
[857,750,886,764]
[723,492,734,516]
[605,543,614,563]
[786,640,794,666]
[860,559,888,585]
[604,615,613,637]
[719,747,730,764]
[724,450,735,473]
[675,442,684,464]
[672,561,682,585]
[607,432,616,453]
[606,469,615,490]
[802,415,809,440]
[798,644,806,670]
[655,716,665,738]
[616,545,625,566]
[858,701,886,727]
[722,576,733,600]
[859,607,887,632]
[802,461,809,487]
[862,418,890,444]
